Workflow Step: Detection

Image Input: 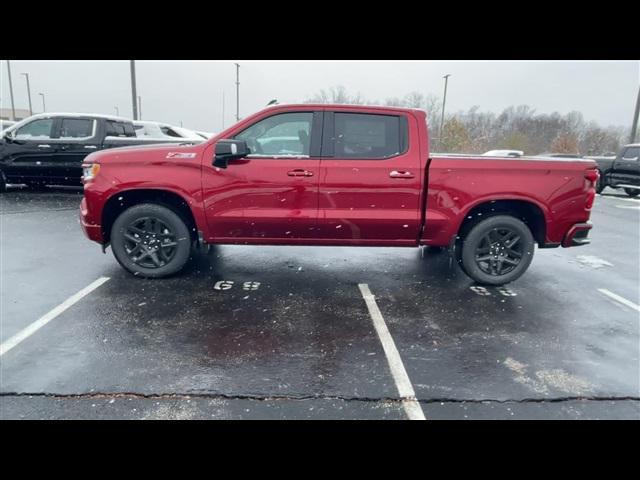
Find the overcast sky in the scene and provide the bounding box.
[1,60,638,132]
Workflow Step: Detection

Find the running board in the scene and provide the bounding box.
[615,184,640,190]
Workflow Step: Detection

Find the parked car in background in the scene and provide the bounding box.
[195,131,214,139]
[482,149,524,157]
[133,121,204,142]
[0,113,202,191]
[590,143,640,197]
[80,103,598,285]
[535,153,584,159]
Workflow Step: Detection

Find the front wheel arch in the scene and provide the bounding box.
[102,189,199,246]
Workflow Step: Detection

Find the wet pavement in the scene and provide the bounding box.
[1,185,639,419]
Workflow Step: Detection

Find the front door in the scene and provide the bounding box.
[2,117,58,182]
[317,110,423,245]
[202,111,322,242]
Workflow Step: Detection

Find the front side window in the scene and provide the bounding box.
[59,118,95,139]
[14,118,54,140]
[622,146,639,160]
[235,112,313,157]
[334,113,406,159]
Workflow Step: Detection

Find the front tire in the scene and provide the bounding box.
[110,203,192,278]
[624,188,639,198]
[459,215,535,285]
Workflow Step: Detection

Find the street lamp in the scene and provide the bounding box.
[138,96,142,120]
[114,106,120,116]
[439,74,451,149]
[235,63,240,121]
[21,73,33,116]
[39,93,46,112]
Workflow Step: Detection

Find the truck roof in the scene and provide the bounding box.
[3,112,133,133]
[263,103,426,114]
[24,112,132,122]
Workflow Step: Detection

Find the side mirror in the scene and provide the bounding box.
[213,139,250,169]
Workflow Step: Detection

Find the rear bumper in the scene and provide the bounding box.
[562,222,592,247]
[79,197,103,243]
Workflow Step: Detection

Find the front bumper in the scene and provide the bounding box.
[79,197,103,243]
[562,222,592,247]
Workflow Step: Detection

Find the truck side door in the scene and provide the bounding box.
[202,111,322,241]
[611,146,640,186]
[316,110,422,244]
[2,117,58,182]
[52,117,101,184]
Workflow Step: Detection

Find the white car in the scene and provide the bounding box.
[482,149,524,157]
[0,119,17,133]
[194,131,214,140]
[133,121,204,142]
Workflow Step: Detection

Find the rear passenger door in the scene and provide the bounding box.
[317,110,422,244]
[53,117,100,183]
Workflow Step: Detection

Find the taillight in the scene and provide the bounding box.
[584,169,599,184]
[586,190,595,209]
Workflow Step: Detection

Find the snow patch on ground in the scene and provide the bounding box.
[574,255,613,269]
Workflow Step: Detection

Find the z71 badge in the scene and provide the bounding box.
[166,152,197,159]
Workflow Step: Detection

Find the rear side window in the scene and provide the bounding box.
[622,146,639,160]
[106,121,135,137]
[59,118,95,139]
[333,113,407,159]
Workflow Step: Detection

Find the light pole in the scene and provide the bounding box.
[439,74,451,149]
[222,90,225,130]
[630,84,640,144]
[114,106,119,116]
[138,96,142,120]
[21,73,33,116]
[39,93,46,112]
[235,63,240,121]
[130,60,138,120]
[6,60,16,120]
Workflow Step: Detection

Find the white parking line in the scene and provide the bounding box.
[358,283,426,420]
[0,277,110,356]
[597,288,640,313]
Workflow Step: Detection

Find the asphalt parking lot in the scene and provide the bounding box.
[1,186,639,420]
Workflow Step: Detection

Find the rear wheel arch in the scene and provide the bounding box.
[457,199,547,246]
[102,189,199,245]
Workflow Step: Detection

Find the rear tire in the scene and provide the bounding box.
[624,188,639,198]
[595,170,606,194]
[110,203,192,278]
[459,215,535,285]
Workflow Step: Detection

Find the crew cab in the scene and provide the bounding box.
[79,104,598,285]
[0,113,202,190]
[590,143,640,197]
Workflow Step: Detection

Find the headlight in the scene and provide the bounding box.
[82,163,101,182]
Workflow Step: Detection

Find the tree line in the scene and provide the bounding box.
[305,86,630,155]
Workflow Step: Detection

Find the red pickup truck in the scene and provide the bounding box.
[80,104,598,285]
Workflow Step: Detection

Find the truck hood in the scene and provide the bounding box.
[85,142,206,164]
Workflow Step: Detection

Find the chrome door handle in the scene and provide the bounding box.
[287,169,314,177]
[37,144,51,148]
[84,145,97,149]
[389,170,414,178]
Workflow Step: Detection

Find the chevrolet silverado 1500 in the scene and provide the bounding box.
[79,104,598,285]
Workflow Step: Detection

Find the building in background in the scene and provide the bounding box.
[0,108,32,121]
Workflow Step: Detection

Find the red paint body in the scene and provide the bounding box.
[80,104,597,250]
